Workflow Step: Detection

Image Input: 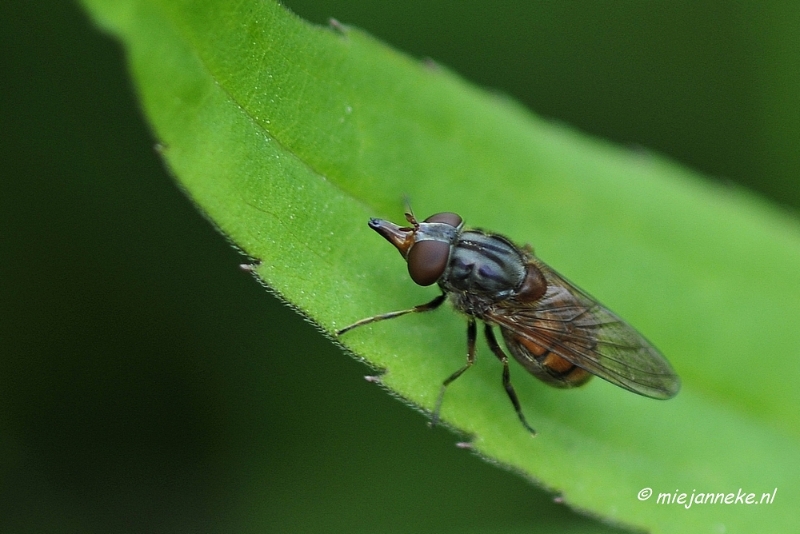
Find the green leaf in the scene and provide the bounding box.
[80,0,800,531]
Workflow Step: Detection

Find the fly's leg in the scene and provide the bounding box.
[336,294,446,336]
[484,324,536,436]
[430,318,477,428]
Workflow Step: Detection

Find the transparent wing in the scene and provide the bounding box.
[486,259,680,399]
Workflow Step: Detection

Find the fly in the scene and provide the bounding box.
[337,211,680,435]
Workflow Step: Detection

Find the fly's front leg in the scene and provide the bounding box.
[430,318,477,428]
[484,324,536,436]
[336,293,446,336]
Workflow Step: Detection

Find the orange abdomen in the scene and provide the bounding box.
[504,333,592,388]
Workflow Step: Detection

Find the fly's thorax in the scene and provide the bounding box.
[441,230,527,299]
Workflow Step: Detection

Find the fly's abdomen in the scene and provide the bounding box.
[502,330,592,388]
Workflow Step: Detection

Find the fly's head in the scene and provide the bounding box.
[368,212,464,286]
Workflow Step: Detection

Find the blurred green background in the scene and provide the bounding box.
[2,1,798,532]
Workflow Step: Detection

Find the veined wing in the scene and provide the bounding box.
[487,258,680,399]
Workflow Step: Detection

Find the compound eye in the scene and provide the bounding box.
[407,240,450,286]
[424,212,462,228]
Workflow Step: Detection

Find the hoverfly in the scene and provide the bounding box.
[337,211,680,435]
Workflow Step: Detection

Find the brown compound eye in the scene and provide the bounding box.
[407,240,450,286]
[424,212,463,227]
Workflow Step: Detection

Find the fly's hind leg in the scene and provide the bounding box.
[336,293,446,336]
[484,324,536,436]
[430,318,477,428]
